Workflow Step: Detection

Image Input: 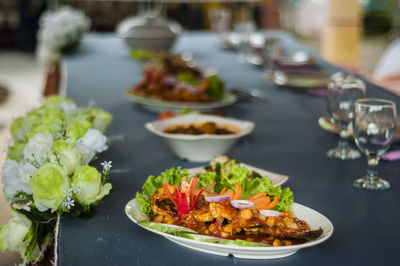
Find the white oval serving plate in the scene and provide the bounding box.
[125,198,333,259]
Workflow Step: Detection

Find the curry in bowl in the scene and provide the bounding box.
[163,122,242,135]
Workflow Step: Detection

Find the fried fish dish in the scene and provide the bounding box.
[150,183,322,246]
[136,156,323,247]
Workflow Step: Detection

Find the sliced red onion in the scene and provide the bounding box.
[259,210,281,217]
[230,200,254,209]
[204,195,231,202]
[163,76,178,86]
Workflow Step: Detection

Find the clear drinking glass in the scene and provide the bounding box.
[234,4,256,63]
[326,73,366,159]
[208,8,232,41]
[261,37,281,80]
[353,98,397,190]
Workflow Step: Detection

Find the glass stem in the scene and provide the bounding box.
[338,137,349,150]
[338,122,350,150]
[366,155,380,182]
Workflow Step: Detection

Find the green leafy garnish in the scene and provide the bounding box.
[129,49,155,60]
[177,73,198,85]
[138,221,195,239]
[135,192,153,217]
[136,157,293,216]
[205,75,224,100]
[201,238,268,247]
[198,157,293,212]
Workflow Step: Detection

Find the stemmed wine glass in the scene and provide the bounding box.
[261,37,281,81]
[326,73,366,159]
[353,98,397,190]
[234,4,256,63]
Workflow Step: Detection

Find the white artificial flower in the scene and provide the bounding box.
[62,192,75,210]
[56,101,78,115]
[101,161,112,173]
[23,133,53,166]
[1,159,36,200]
[36,44,62,65]
[76,129,108,164]
[36,6,91,64]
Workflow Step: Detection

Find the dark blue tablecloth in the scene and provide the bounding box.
[58,32,400,266]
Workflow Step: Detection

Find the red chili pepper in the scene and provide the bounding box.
[164,178,205,218]
[189,177,196,204]
[174,186,180,207]
[179,192,189,215]
[162,181,177,209]
[190,187,206,211]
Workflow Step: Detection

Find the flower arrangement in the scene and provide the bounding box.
[37,6,91,65]
[0,96,113,263]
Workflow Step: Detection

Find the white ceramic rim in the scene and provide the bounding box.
[145,113,255,140]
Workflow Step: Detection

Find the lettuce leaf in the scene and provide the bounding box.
[198,172,216,191]
[142,167,189,197]
[135,192,153,217]
[205,75,224,100]
[177,73,197,85]
[136,158,293,216]
[199,158,294,212]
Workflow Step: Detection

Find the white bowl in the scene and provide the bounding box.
[145,114,254,162]
[117,15,182,51]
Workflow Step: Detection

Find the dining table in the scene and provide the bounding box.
[57,31,400,266]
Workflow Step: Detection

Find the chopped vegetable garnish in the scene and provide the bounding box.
[162,178,205,218]
[230,200,255,209]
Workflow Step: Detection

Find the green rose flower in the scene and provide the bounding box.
[53,139,83,175]
[10,113,40,142]
[88,108,113,132]
[0,210,31,253]
[30,163,70,212]
[7,210,32,253]
[27,124,52,139]
[6,141,26,162]
[44,96,74,107]
[0,223,9,252]
[72,165,112,205]
[40,108,64,133]
[66,120,91,139]
[0,210,50,263]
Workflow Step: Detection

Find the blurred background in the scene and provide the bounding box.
[0,0,399,264]
[1,0,399,97]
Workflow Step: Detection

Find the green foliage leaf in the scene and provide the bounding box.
[135,192,153,217]
[18,208,56,224]
[205,75,225,100]
[177,72,197,85]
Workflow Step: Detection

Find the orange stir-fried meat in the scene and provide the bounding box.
[150,186,322,246]
[130,68,215,102]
